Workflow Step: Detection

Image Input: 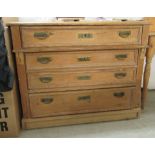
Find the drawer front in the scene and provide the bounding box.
[21,26,142,48]
[26,50,138,71]
[29,87,135,118]
[27,68,136,90]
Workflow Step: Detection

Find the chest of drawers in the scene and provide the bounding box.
[9,21,149,129]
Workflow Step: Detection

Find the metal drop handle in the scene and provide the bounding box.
[119,31,131,38]
[37,57,52,64]
[115,73,127,79]
[41,97,53,104]
[78,95,91,102]
[115,54,128,60]
[113,92,125,97]
[39,77,53,83]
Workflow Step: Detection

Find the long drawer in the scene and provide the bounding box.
[21,26,142,48]
[25,50,138,71]
[27,68,136,90]
[29,87,136,118]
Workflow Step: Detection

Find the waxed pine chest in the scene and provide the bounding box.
[9,21,149,129]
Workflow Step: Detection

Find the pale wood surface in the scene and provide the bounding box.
[15,52,30,118]
[7,20,149,26]
[25,50,138,71]
[22,108,140,129]
[141,24,150,45]
[21,26,142,48]
[141,18,155,107]
[142,34,155,106]
[136,48,147,109]
[13,45,148,53]
[10,26,22,50]
[144,17,155,32]
[27,68,136,90]
[2,17,18,26]
[29,87,137,118]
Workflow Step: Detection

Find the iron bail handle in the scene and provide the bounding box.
[119,31,131,38]
[115,54,128,60]
[41,97,54,104]
[115,72,127,79]
[34,32,53,40]
[37,57,52,64]
[78,95,91,103]
[113,92,125,97]
[39,77,53,83]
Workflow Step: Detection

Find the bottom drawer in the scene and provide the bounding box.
[29,87,137,118]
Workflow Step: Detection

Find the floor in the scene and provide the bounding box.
[19,91,155,138]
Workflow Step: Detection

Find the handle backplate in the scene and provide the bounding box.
[77,75,91,80]
[34,32,53,39]
[78,56,91,62]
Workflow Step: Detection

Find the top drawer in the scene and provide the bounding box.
[21,26,142,48]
